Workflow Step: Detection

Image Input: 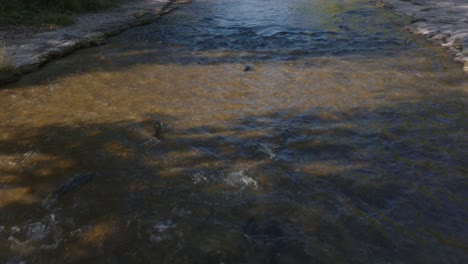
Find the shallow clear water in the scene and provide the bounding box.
[0,0,467,263]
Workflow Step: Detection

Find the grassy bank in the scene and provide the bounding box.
[0,0,121,27]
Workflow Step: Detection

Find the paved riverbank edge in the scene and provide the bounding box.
[0,0,182,85]
[380,0,468,73]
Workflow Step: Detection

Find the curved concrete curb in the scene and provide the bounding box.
[1,0,184,85]
[379,0,468,73]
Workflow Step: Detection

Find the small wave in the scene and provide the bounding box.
[257,143,279,159]
[191,168,259,191]
[7,214,63,254]
[154,222,177,233]
[224,170,258,190]
[150,219,178,243]
[191,172,209,184]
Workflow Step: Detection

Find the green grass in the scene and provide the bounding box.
[0,0,121,27]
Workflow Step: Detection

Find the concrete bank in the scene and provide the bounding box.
[379,0,468,73]
[0,0,189,85]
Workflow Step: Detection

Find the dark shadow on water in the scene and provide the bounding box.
[0,87,467,263]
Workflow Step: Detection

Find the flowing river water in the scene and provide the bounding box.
[0,0,467,263]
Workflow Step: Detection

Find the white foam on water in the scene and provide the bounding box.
[258,143,279,159]
[150,234,167,243]
[150,219,177,243]
[191,168,259,191]
[7,160,18,166]
[153,219,176,232]
[7,214,63,253]
[25,222,47,241]
[191,172,209,184]
[22,151,36,160]
[224,170,258,190]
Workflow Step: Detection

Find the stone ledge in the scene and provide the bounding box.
[381,0,468,73]
[1,0,186,84]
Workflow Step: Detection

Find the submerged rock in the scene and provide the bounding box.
[243,65,254,72]
[42,172,100,210]
[153,120,163,140]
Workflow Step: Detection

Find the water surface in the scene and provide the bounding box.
[0,0,467,263]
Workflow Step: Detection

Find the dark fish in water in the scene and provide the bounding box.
[42,172,100,210]
[153,120,163,139]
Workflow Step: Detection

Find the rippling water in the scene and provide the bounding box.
[0,0,467,263]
